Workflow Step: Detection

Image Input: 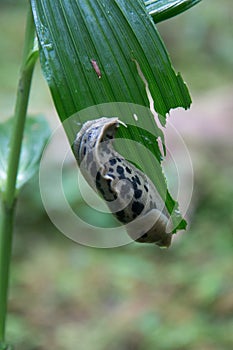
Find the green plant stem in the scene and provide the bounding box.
[0,6,36,347]
[0,203,15,348]
[4,8,36,207]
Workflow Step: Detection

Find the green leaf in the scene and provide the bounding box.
[0,115,50,193]
[31,0,190,233]
[31,0,191,124]
[144,0,202,23]
[25,36,39,69]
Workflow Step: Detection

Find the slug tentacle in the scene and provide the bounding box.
[74,117,172,247]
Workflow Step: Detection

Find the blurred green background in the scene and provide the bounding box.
[0,0,233,349]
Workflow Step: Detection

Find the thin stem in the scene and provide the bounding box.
[3,6,36,208]
[0,5,36,347]
[0,203,15,345]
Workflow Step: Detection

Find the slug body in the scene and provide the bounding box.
[74,117,172,247]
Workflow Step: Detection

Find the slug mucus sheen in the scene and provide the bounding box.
[73,117,172,247]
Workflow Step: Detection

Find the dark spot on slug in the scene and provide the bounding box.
[96,171,101,181]
[117,165,124,175]
[115,210,128,223]
[119,174,126,180]
[87,132,92,142]
[135,175,141,185]
[134,189,142,199]
[144,185,149,192]
[109,158,117,166]
[126,166,132,174]
[132,201,144,215]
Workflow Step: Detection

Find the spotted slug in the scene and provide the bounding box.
[73,117,172,247]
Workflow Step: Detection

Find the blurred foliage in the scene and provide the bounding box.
[1,1,233,349]
[0,116,50,193]
[0,1,52,119]
[157,0,233,92]
[9,142,233,350]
